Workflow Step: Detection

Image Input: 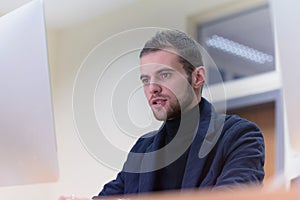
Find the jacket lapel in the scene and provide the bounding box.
[138,125,166,193]
[181,117,210,188]
[181,99,226,188]
[138,99,225,191]
[181,99,214,188]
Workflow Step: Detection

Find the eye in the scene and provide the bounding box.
[161,72,170,79]
[141,77,150,85]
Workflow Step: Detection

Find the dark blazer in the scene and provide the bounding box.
[96,98,265,197]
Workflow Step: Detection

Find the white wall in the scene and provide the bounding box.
[269,0,300,186]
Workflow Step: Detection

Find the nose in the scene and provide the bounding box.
[149,82,162,94]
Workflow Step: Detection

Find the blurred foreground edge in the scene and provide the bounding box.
[94,185,299,200]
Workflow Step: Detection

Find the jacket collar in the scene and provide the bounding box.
[138,98,225,191]
[182,98,225,188]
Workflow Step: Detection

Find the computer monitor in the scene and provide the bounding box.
[0,0,59,186]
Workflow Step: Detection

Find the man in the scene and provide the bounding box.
[61,29,265,199]
[96,29,265,196]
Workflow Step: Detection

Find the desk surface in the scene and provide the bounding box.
[96,185,299,200]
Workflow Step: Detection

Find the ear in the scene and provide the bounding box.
[192,66,206,89]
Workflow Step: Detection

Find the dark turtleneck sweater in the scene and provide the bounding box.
[152,104,201,191]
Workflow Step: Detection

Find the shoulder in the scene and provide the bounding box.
[223,114,262,138]
[201,98,261,133]
[221,114,265,153]
[129,131,157,153]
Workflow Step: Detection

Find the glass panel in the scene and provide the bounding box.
[197,4,275,85]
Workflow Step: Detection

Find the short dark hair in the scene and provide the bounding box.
[139,29,204,82]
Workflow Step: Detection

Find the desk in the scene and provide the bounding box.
[97,186,299,200]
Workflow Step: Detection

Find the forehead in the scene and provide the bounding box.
[140,50,184,74]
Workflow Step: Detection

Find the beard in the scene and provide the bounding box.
[150,84,196,121]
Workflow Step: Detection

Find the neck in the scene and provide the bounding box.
[182,96,201,116]
[167,101,200,122]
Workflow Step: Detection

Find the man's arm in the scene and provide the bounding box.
[96,171,125,197]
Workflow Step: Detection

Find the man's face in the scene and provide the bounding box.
[140,50,198,121]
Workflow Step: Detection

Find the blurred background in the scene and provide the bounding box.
[0,0,299,199]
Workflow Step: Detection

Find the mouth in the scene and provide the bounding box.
[151,98,167,107]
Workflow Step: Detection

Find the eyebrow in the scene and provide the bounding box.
[139,74,149,80]
[140,67,176,80]
[156,68,176,74]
